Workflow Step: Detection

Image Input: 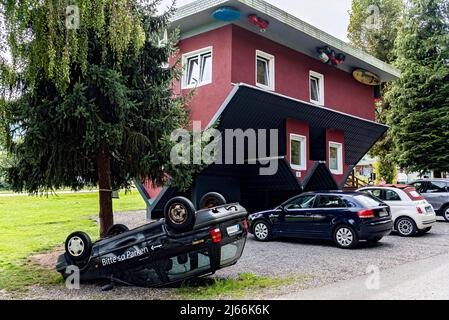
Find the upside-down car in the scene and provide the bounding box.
[56,193,248,287]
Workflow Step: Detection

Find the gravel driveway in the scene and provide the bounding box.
[4,211,449,300]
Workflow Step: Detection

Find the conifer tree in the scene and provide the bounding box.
[387,0,449,176]
[0,0,201,236]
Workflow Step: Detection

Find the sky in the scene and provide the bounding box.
[158,0,353,42]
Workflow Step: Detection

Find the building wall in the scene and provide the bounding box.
[231,25,375,121]
[176,25,376,126]
[174,25,235,128]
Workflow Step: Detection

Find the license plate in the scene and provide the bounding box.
[227,224,240,236]
[379,209,389,217]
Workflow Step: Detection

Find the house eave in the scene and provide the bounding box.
[170,0,400,82]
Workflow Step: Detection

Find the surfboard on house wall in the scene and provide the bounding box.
[352,69,381,86]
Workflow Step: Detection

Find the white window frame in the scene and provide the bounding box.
[290,134,307,171]
[329,141,343,175]
[256,50,275,91]
[181,46,213,89]
[309,71,325,106]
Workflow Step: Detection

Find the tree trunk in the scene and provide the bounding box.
[434,170,442,179]
[97,146,114,238]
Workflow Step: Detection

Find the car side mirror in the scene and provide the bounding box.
[276,205,285,212]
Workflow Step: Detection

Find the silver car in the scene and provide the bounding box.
[411,179,449,222]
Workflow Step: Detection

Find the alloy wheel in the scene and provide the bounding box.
[168,204,188,224]
[335,227,354,247]
[397,218,414,236]
[68,236,85,257]
[254,222,269,240]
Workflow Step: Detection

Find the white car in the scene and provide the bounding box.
[358,185,437,237]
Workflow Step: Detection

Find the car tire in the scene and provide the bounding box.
[395,217,417,237]
[164,197,196,233]
[65,231,92,262]
[199,192,227,209]
[368,236,383,243]
[443,205,449,222]
[106,224,129,237]
[419,227,432,234]
[252,220,272,242]
[333,225,359,249]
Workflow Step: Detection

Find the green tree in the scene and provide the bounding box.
[348,0,404,183]
[387,0,449,176]
[0,0,202,237]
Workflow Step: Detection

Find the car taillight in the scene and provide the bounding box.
[417,206,423,214]
[242,220,249,233]
[358,209,375,218]
[210,228,222,243]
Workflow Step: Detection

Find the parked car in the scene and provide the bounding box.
[410,179,449,222]
[56,193,248,287]
[247,191,393,249]
[358,185,436,237]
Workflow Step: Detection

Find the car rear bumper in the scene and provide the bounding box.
[358,219,393,240]
[415,214,437,229]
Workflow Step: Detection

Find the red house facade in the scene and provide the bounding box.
[138,0,400,219]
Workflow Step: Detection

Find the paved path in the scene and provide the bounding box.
[278,252,449,300]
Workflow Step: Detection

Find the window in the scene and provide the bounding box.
[365,189,383,199]
[182,47,212,89]
[315,195,347,209]
[354,194,384,208]
[427,181,447,193]
[284,195,316,210]
[309,71,324,105]
[385,190,401,201]
[329,142,343,175]
[290,134,307,171]
[412,182,427,193]
[256,50,275,90]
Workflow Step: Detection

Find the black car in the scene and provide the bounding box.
[248,191,393,249]
[56,194,248,287]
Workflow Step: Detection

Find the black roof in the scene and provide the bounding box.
[215,85,388,166]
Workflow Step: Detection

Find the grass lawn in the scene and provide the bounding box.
[0,191,146,291]
[176,273,306,300]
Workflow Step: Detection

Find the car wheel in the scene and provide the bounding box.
[253,220,272,242]
[333,225,359,249]
[368,236,383,243]
[443,206,449,222]
[106,224,129,237]
[199,192,227,209]
[164,197,196,233]
[395,217,417,237]
[419,227,432,234]
[65,231,92,262]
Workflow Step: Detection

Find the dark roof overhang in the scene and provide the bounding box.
[211,84,388,166]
